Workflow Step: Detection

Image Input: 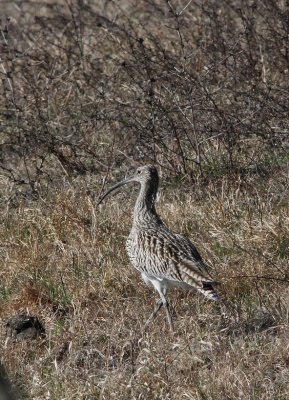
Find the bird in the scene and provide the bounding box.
[98,165,220,331]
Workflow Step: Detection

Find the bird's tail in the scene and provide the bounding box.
[180,258,220,301]
[200,281,220,301]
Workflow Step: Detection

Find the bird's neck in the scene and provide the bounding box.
[133,182,161,226]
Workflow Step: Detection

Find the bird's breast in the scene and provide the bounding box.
[126,230,139,267]
[126,229,152,271]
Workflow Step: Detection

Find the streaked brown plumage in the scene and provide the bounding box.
[98,165,219,330]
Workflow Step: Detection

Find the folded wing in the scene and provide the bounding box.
[134,228,219,301]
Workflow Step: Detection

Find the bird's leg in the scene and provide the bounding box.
[143,299,163,331]
[161,295,173,332]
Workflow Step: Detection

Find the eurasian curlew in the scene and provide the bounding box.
[98,165,219,331]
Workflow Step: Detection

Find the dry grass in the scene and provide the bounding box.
[0,168,289,399]
[1,0,289,398]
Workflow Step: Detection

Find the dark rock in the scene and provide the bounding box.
[0,363,15,400]
[5,314,45,340]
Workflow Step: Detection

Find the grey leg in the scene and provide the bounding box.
[144,299,163,331]
[144,281,173,332]
[161,295,173,332]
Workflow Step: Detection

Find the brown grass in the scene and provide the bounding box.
[1,0,289,399]
[0,168,289,399]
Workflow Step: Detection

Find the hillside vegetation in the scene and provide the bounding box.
[0,1,289,399]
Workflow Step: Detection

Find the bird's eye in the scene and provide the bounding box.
[137,170,141,174]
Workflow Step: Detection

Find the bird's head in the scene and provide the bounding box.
[97,165,159,204]
[132,165,159,185]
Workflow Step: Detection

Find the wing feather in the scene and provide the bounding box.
[126,217,220,300]
[134,229,216,282]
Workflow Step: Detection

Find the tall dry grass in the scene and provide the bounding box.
[0,167,288,399]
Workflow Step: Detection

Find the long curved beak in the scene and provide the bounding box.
[97,176,134,205]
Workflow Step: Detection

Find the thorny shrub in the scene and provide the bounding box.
[0,0,288,197]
